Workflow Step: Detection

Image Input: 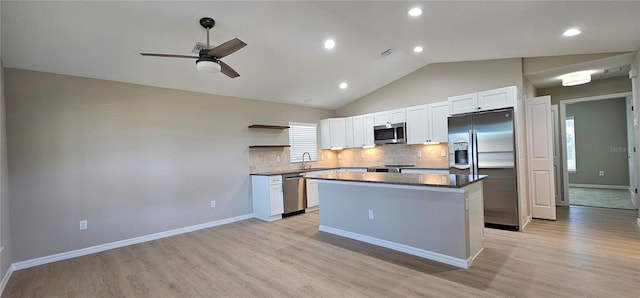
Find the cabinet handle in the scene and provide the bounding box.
[477,107,481,110]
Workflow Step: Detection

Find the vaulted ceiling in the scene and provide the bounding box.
[2,1,639,109]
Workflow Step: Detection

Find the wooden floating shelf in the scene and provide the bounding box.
[249,145,291,148]
[248,124,290,129]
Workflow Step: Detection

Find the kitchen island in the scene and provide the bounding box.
[305,172,486,269]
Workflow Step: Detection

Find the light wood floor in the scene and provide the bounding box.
[3,206,640,297]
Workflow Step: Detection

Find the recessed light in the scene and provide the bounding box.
[408,7,422,17]
[563,28,581,37]
[324,39,336,49]
[413,46,424,53]
[339,82,348,89]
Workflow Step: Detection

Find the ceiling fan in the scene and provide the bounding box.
[140,17,246,78]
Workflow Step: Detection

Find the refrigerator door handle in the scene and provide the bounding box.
[468,129,475,176]
[472,129,479,176]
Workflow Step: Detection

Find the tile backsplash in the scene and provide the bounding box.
[249,143,449,173]
[249,148,339,173]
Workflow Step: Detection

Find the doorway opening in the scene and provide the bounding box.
[557,92,637,210]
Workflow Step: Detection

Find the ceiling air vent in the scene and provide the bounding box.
[380,48,397,57]
[191,42,209,54]
[604,65,631,74]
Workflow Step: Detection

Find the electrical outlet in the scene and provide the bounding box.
[368,209,374,220]
[276,155,280,162]
[599,170,605,176]
[441,150,447,157]
[79,220,88,230]
[360,152,365,158]
[338,153,342,159]
[417,151,422,158]
[210,200,216,208]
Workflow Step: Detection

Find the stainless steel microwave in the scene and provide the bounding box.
[374,122,406,145]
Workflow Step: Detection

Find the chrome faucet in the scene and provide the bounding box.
[302,152,311,170]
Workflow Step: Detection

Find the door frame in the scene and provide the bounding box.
[551,104,564,205]
[559,92,633,206]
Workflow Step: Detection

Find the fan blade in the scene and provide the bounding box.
[207,38,247,58]
[219,61,240,78]
[140,53,199,59]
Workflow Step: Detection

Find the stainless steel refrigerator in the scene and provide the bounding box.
[448,108,519,231]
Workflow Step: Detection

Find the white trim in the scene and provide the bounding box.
[568,184,629,190]
[319,225,472,269]
[305,206,319,213]
[0,265,13,297]
[11,213,253,271]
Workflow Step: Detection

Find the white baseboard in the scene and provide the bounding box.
[11,213,253,271]
[568,184,629,190]
[0,265,13,297]
[319,225,470,269]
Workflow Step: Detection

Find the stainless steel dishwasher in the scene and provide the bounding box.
[282,173,307,216]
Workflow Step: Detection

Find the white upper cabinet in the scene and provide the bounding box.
[363,113,375,146]
[352,115,365,147]
[428,101,449,143]
[374,108,406,126]
[320,118,346,149]
[448,86,516,115]
[406,104,429,145]
[477,86,516,111]
[406,101,449,144]
[448,93,478,114]
[344,117,354,148]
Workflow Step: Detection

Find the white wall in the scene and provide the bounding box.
[336,58,524,116]
[4,69,334,262]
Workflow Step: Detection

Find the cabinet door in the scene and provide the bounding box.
[389,108,406,124]
[269,184,284,216]
[363,113,375,146]
[428,101,449,143]
[374,111,390,126]
[352,115,365,147]
[448,92,478,115]
[477,86,516,111]
[329,118,347,148]
[306,179,319,208]
[406,104,429,144]
[344,117,354,148]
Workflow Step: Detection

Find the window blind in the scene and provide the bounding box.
[289,122,318,162]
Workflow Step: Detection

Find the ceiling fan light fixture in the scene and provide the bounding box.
[561,71,591,86]
[196,59,221,73]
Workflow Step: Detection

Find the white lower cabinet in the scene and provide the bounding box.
[306,179,319,209]
[305,168,367,210]
[252,175,284,221]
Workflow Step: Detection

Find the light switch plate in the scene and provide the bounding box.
[441,150,447,157]
[417,151,422,158]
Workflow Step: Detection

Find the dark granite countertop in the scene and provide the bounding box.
[305,172,487,188]
[250,167,368,176]
[250,167,448,176]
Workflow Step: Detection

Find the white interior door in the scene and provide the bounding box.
[525,96,556,220]
[551,105,564,205]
